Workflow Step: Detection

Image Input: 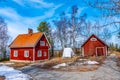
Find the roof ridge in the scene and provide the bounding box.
[9,32,43,48]
[81,34,108,47]
[18,32,43,35]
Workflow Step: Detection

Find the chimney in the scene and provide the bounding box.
[28,28,33,35]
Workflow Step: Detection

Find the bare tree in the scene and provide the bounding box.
[48,26,57,57]
[53,12,69,49]
[102,28,111,42]
[84,0,120,17]
[84,0,120,37]
[0,17,9,59]
[68,5,87,48]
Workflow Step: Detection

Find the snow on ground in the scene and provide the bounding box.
[0,65,31,80]
[20,55,120,80]
[52,60,99,69]
[53,63,67,69]
[78,59,99,65]
[85,61,99,65]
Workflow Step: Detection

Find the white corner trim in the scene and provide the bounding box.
[96,47,105,56]
[33,47,35,62]
[82,47,84,57]
[43,33,51,49]
[105,46,107,56]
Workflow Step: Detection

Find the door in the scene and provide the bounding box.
[96,47,104,56]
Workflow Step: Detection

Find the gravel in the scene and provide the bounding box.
[20,55,120,80]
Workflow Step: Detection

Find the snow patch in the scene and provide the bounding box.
[0,65,31,80]
[86,61,99,65]
[53,63,67,69]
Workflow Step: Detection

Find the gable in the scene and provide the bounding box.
[34,34,51,48]
[81,34,108,47]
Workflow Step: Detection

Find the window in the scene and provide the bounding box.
[14,50,18,57]
[38,50,42,57]
[24,50,29,57]
[40,41,45,46]
[90,38,97,41]
[44,52,47,56]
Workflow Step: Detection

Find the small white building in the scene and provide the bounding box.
[62,48,75,58]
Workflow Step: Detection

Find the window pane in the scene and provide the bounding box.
[40,41,45,46]
[44,52,47,56]
[90,38,97,41]
[24,50,29,57]
[38,50,42,57]
[14,50,18,57]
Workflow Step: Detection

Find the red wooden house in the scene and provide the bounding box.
[9,29,51,62]
[81,34,108,56]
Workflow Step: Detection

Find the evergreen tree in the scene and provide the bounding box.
[37,21,50,37]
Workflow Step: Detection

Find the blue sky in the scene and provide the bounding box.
[0,0,119,44]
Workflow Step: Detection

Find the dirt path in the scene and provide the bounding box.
[19,55,120,80]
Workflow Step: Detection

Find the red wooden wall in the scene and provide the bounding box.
[83,35,107,56]
[10,35,50,61]
[35,35,49,60]
[10,48,33,61]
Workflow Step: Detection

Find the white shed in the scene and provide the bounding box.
[62,48,74,58]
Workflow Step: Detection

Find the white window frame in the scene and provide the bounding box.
[37,50,42,57]
[90,38,97,41]
[14,50,18,57]
[44,51,47,56]
[24,50,29,57]
[40,41,45,46]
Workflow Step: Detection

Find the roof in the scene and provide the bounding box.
[81,34,108,47]
[9,32,43,48]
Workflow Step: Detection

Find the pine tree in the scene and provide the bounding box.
[37,21,49,37]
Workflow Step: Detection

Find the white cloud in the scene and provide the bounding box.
[0,4,62,40]
[13,0,25,6]
[13,0,54,8]
[0,8,21,21]
[29,0,54,8]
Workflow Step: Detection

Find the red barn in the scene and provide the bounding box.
[81,34,108,56]
[9,29,51,62]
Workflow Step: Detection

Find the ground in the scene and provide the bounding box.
[0,53,120,80]
[19,55,120,80]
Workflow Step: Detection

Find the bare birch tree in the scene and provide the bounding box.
[84,0,120,39]
[0,17,9,59]
[68,5,87,48]
[53,12,69,49]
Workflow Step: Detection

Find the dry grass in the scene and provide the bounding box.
[9,62,30,69]
[39,56,80,69]
[38,56,101,72]
[109,51,120,67]
[112,51,120,67]
[56,66,99,72]
[0,61,30,69]
[111,51,120,55]
[75,67,99,72]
